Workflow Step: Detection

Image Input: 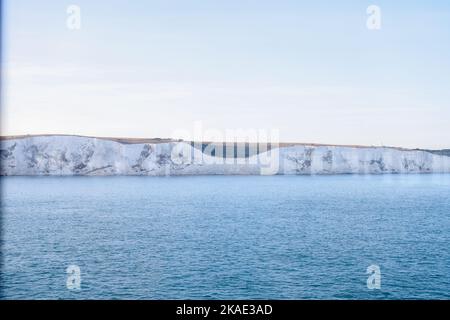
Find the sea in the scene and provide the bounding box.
[1,175,449,299]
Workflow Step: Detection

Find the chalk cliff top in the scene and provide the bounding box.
[2,134,446,153]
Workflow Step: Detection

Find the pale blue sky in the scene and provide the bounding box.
[2,0,450,148]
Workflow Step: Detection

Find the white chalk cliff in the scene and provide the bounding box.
[1,135,449,175]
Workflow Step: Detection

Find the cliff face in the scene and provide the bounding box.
[1,135,449,175]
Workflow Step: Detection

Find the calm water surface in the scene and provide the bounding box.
[1,175,449,299]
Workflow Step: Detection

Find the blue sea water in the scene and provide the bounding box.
[1,175,449,300]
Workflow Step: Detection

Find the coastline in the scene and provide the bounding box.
[1,135,450,176]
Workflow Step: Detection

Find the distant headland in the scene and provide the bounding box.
[1,134,449,176]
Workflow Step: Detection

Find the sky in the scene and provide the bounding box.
[2,0,450,149]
